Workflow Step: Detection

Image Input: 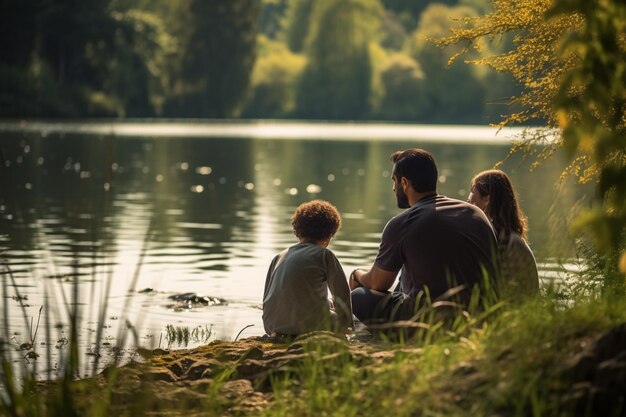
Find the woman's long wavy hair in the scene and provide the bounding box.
[471,169,528,241]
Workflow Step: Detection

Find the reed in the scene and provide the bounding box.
[164,324,213,347]
[0,216,154,416]
[2,217,624,417]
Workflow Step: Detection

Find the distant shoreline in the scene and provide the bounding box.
[0,119,552,144]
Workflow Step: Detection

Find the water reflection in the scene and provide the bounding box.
[0,127,590,373]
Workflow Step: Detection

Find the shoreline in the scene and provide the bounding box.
[25,318,626,417]
[0,119,547,144]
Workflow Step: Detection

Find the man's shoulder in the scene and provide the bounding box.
[436,195,490,217]
[385,209,412,228]
[435,195,474,208]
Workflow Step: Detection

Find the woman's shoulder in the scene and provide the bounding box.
[502,232,537,263]
[506,232,531,249]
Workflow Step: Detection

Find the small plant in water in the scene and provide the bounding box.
[0,214,155,416]
[165,324,213,347]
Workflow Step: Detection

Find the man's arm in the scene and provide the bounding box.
[350,215,402,292]
[349,265,397,292]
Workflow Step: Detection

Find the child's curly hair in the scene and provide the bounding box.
[291,200,341,242]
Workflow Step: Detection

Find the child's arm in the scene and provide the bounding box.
[325,251,354,331]
[263,250,289,301]
[263,254,279,301]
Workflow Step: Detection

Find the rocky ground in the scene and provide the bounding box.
[58,324,626,416]
[82,331,421,416]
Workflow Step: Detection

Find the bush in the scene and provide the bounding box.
[243,43,306,118]
[377,54,426,121]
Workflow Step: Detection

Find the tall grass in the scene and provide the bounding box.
[260,265,626,417]
[0,217,154,417]
[2,210,624,417]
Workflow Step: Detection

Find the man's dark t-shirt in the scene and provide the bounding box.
[375,194,498,300]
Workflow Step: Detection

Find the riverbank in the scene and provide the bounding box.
[0,119,534,143]
[14,291,626,417]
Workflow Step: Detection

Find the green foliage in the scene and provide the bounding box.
[284,0,316,53]
[262,286,626,417]
[2,0,527,122]
[550,0,626,281]
[411,4,487,123]
[475,290,626,416]
[163,0,261,118]
[0,0,169,118]
[295,0,383,119]
[380,11,408,51]
[244,37,306,118]
[378,54,426,121]
[438,0,626,279]
[437,0,578,125]
[436,0,582,166]
[260,0,289,40]
[381,0,460,31]
[458,0,493,14]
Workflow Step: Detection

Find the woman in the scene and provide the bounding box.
[469,170,539,296]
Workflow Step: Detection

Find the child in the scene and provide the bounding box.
[262,200,353,336]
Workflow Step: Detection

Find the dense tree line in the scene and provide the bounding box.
[0,0,259,118]
[249,0,521,123]
[1,0,523,124]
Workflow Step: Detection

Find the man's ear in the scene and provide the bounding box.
[400,176,410,191]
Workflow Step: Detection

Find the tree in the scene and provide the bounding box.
[550,0,626,281]
[381,0,460,31]
[164,0,261,118]
[243,37,306,118]
[284,0,315,53]
[436,0,581,160]
[259,0,289,40]
[295,0,383,120]
[378,54,426,121]
[439,0,626,278]
[0,0,168,117]
[411,4,487,123]
[380,10,409,51]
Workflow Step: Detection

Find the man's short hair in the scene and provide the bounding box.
[291,200,341,241]
[390,148,438,193]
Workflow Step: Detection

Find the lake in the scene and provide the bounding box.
[0,120,588,376]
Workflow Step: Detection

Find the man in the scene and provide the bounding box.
[350,148,499,324]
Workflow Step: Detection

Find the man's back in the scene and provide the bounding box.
[376,194,498,300]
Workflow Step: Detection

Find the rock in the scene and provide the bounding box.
[166,361,184,377]
[590,323,626,362]
[167,292,227,308]
[595,355,626,387]
[242,346,264,360]
[136,347,169,359]
[566,352,596,382]
[185,362,213,380]
[452,361,478,376]
[36,330,438,416]
[141,367,178,382]
[219,379,254,399]
[235,353,308,380]
[560,323,626,416]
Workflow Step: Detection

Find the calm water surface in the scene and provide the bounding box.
[0,121,588,375]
